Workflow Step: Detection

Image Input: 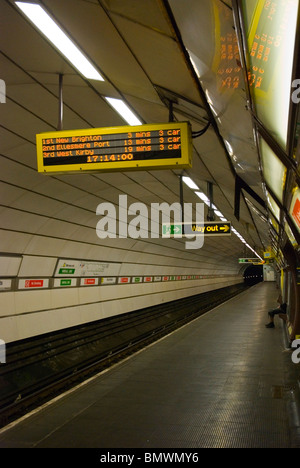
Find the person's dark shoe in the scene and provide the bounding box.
[265,323,275,328]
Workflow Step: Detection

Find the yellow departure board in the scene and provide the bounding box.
[36,122,192,173]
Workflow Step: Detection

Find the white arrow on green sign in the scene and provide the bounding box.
[162,224,183,236]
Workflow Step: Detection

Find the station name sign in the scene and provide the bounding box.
[36,122,192,174]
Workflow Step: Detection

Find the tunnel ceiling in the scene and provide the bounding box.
[0,0,299,271]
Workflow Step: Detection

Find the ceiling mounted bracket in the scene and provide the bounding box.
[207,182,215,221]
[234,174,266,221]
[168,99,175,123]
[57,73,64,131]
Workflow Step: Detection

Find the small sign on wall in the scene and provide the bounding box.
[19,279,49,289]
[132,277,143,283]
[80,278,98,286]
[144,277,153,283]
[55,259,121,277]
[101,277,117,285]
[53,278,77,288]
[0,279,12,291]
[118,277,130,284]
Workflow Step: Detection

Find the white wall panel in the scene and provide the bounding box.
[0,292,15,318]
[14,289,52,315]
[50,287,80,310]
[0,276,242,343]
[0,230,33,254]
[23,236,69,257]
[1,208,49,232]
[78,286,101,305]
[0,255,21,276]
[0,316,19,343]
[18,256,57,277]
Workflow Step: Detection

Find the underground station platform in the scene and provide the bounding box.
[0,282,300,449]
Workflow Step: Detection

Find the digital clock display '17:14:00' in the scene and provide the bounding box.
[36,122,192,174]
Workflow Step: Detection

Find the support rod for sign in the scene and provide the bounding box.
[207,182,215,221]
[179,173,185,235]
[167,99,184,234]
[168,100,174,123]
[58,73,64,131]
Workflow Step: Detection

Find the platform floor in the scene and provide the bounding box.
[1,282,300,448]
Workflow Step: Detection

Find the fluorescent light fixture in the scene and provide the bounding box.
[232,226,264,261]
[182,177,199,190]
[224,140,234,156]
[189,55,201,79]
[204,201,217,210]
[195,192,209,202]
[214,210,223,217]
[220,217,227,222]
[205,90,213,105]
[210,106,218,117]
[15,2,104,81]
[105,97,142,126]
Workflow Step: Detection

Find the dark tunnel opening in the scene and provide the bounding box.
[243,265,264,286]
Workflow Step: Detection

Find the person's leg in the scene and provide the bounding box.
[265,309,277,328]
[279,312,287,322]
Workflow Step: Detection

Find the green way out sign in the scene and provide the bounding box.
[162,225,183,236]
[162,222,231,237]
